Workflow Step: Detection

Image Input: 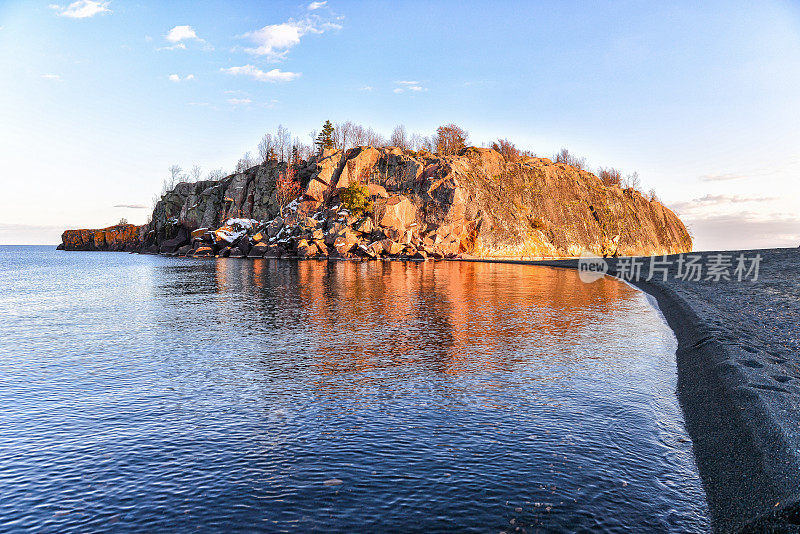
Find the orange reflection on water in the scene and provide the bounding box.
[216,259,640,398]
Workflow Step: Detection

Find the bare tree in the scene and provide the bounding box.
[276,124,291,162]
[351,124,367,147]
[162,164,185,194]
[364,127,386,147]
[390,124,409,149]
[189,165,202,182]
[491,138,520,161]
[409,133,424,151]
[207,168,226,181]
[597,167,622,186]
[235,151,254,173]
[552,148,586,170]
[623,171,641,191]
[308,130,318,154]
[334,121,357,151]
[293,137,312,160]
[434,124,469,155]
[258,134,275,163]
[169,164,183,183]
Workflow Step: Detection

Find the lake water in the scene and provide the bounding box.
[0,246,709,532]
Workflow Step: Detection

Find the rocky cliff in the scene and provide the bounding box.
[59,223,145,251]
[63,146,692,258]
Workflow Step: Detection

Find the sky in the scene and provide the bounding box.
[1,0,799,250]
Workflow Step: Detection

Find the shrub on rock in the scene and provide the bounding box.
[340,182,372,216]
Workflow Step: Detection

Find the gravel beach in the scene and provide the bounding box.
[469,248,800,532]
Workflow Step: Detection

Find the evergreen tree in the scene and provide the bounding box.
[315,120,335,152]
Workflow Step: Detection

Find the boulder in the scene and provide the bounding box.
[357,243,377,258]
[333,233,358,254]
[193,246,214,257]
[248,242,270,258]
[336,147,382,190]
[267,217,284,238]
[314,241,329,256]
[214,226,244,247]
[380,239,403,255]
[190,228,208,240]
[177,244,192,256]
[375,196,417,232]
[263,245,285,258]
[297,241,317,258]
[367,183,388,198]
[353,217,374,235]
[236,240,252,257]
[159,226,189,254]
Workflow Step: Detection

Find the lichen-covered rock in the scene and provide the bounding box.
[60,224,144,251]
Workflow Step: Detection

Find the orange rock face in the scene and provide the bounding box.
[60,224,144,251]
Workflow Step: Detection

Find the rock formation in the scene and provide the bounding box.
[59,223,145,251]
[62,146,692,258]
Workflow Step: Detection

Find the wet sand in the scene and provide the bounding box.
[466,248,800,532]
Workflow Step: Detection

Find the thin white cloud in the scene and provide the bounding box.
[114,204,148,209]
[166,25,199,43]
[168,74,194,82]
[308,1,327,9]
[241,14,342,61]
[41,74,62,81]
[393,80,427,93]
[157,43,186,51]
[358,86,373,91]
[699,173,746,182]
[50,0,110,18]
[669,195,780,225]
[160,25,212,51]
[227,98,252,105]
[221,65,300,82]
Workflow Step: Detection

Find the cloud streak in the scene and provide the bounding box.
[114,204,148,209]
[221,65,300,82]
[50,0,110,18]
[168,73,195,82]
[393,80,427,93]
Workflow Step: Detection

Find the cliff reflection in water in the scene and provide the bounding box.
[212,260,636,395]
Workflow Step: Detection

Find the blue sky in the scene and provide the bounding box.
[1,0,799,249]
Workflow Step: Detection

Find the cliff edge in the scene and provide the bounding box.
[62,146,692,258]
[58,223,145,251]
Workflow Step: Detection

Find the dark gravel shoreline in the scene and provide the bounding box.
[464,248,800,532]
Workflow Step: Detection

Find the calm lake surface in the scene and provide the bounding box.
[0,246,708,532]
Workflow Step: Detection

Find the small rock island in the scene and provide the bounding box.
[59,146,692,259]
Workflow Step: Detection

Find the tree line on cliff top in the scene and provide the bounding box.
[163,120,658,203]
